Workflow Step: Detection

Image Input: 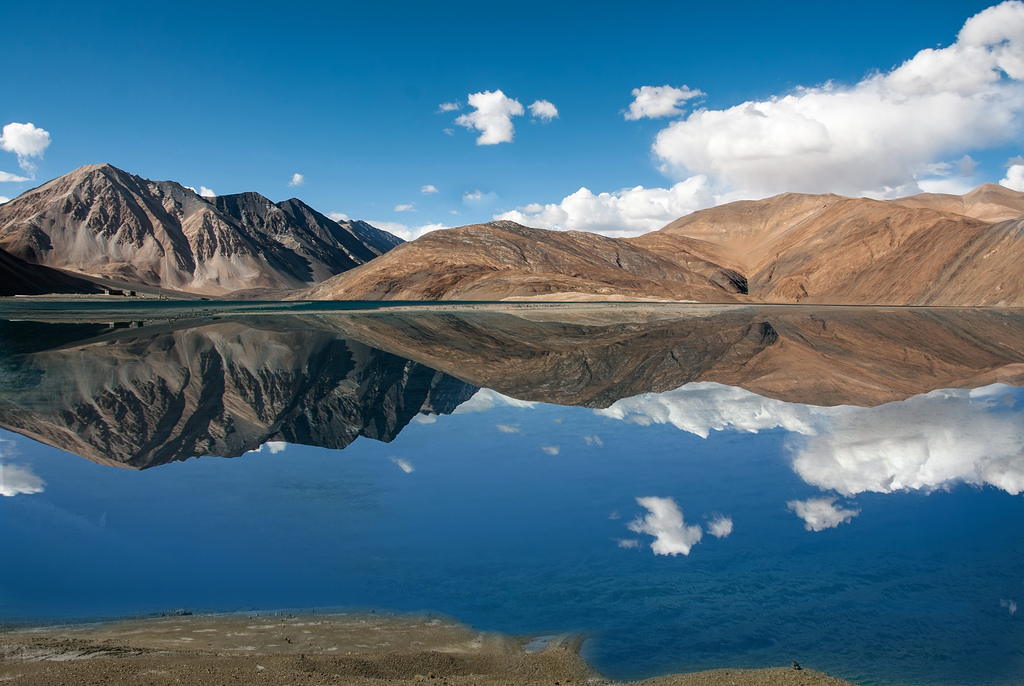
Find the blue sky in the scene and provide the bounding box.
[2,0,1022,238]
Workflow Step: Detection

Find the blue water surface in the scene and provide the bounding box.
[1,387,1022,685]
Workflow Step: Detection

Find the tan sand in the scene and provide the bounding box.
[0,613,859,686]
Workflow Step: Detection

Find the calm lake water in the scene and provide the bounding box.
[0,304,1022,685]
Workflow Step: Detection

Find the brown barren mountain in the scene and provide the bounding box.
[307,184,1024,306]
[303,221,749,302]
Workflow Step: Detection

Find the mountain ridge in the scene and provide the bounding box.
[0,163,403,296]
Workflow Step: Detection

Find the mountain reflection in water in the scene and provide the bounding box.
[0,304,1022,686]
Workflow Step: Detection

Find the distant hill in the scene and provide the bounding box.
[307,184,1024,306]
[0,164,402,296]
[0,246,104,296]
[302,220,749,302]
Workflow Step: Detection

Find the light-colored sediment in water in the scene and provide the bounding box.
[0,613,858,685]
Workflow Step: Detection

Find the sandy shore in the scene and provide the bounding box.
[0,613,859,686]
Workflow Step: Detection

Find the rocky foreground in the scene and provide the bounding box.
[0,614,858,686]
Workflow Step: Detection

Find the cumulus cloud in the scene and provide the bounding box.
[601,381,1024,498]
[328,212,349,221]
[787,497,860,531]
[0,196,9,204]
[455,388,538,413]
[706,514,733,538]
[628,496,704,556]
[529,99,559,122]
[652,1,1024,197]
[288,173,304,187]
[0,171,30,183]
[541,445,560,455]
[412,413,438,425]
[199,186,216,198]
[394,203,416,212]
[790,386,1024,497]
[596,382,821,438]
[625,85,704,120]
[1000,163,1024,190]
[421,184,439,195]
[463,189,500,208]
[438,101,462,112]
[0,122,51,174]
[494,177,715,237]
[455,90,525,145]
[246,440,288,455]
[390,457,415,473]
[0,462,45,497]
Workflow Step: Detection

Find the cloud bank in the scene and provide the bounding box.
[652,1,1024,197]
[494,177,715,237]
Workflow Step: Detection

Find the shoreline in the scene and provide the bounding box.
[0,612,860,686]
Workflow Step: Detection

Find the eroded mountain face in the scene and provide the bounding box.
[0,164,402,296]
[3,306,1024,469]
[0,319,475,469]
[307,184,1024,306]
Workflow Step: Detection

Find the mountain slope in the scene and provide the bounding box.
[630,186,1024,306]
[303,220,749,302]
[0,164,402,295]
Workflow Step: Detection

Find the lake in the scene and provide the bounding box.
[0,303,1022,685]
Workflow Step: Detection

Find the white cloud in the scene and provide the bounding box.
[583,435,603,447]
[1000,163,1024,190]
[541,445,560,455]
[200,186,216,198]
[1001,599,1018,615]
[438,101,462,112]
[463,189,499,208]
[455,90,525,145]
[790,386,1024,497]
[496,424,521,433]
[616,538,640,549]
[328,212,350,221]
[288,173,304,187]
[706,514,733,538]
[529,99,559,122]
[0,196,9,204]
[246,440,288,455]
[494,177,715,237]
[0,122,51,174]
[390,457,415,473]
[449,209,461,215]
[625,85,704,120]
[787,497,860,532]
[652,1,1024,197]
[455,388,538,413]
[600,381,1024,498]
[628,496,704,556]
[0,171,30,183]
[596,382,821,438]
[443,128,455,136]
[0,462,45,497]
[394,203,416,212]
[421,184,439,195]
[364,220,447,241]
[412,414,438,425]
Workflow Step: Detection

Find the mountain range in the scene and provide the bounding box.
[0,164,401,296]
[4,306,1023,468]
[3,164,1024,305]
